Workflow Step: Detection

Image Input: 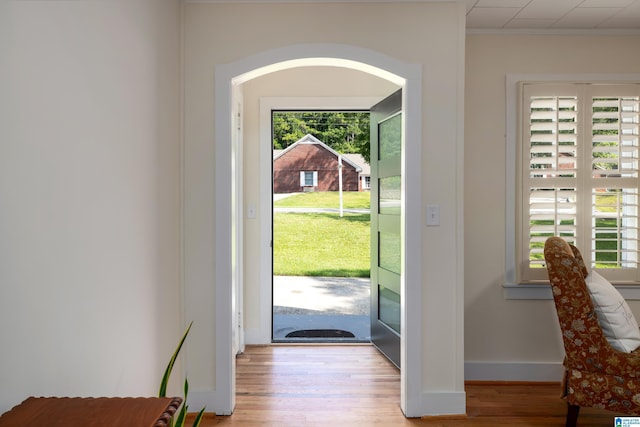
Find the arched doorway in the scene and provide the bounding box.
[213,43,423,416]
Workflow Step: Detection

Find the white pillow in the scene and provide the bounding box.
[585,270,640,353]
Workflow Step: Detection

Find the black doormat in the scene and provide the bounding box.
[285,329,356,338]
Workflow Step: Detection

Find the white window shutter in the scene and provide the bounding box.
[300,171,305,187]
[588,86,640,281]
[313,171,318,187]
[520,83,640,283]
[522,84,580,281]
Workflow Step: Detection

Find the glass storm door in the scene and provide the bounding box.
[370,89,402,368]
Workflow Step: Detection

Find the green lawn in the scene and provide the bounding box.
[275,191,371,209]
[274,192,371,277]
[529,193,624,268]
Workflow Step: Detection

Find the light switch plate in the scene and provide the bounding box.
[247,204,256,219]
[426,204,440,226]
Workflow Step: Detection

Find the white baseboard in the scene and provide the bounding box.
[243,327,270,345]
[465,361,564,382]
[189,391,226,415]
[418,391,467,417]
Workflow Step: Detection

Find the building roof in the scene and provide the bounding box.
[273,134,363,173]
[342,153,369,176]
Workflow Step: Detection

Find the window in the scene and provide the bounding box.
[363,176,371,189]
[300,171,318,187]
[519,83,640,284]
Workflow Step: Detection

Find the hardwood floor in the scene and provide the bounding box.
[195,344,616,426]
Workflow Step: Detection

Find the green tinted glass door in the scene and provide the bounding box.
[370,90,402,367]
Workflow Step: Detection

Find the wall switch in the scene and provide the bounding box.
[247,204,256,219]
[426,204,440,226]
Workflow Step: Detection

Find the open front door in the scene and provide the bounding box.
[370,89,402,367]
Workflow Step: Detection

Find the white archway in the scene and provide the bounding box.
[213,43,423,416]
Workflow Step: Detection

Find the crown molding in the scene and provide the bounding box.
[467,28,640,36]
[184,0,455,3]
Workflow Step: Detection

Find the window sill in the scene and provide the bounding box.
[503,282,640,300]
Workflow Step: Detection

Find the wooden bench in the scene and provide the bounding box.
[0,396,182,427]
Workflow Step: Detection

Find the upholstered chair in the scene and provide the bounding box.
[544,236,640,426]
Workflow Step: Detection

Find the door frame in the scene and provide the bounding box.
[247,96,387,344]
[214,43,423,416]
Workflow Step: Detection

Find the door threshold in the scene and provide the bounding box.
[270,340,372,345]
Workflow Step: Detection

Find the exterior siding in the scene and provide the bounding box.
[273,143,360,193]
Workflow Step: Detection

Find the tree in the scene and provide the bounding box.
[273,111,371,163]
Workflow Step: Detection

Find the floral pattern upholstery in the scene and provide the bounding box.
[544,237,640,415]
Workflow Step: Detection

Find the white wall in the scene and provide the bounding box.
[183,1,465,416]
[464,34,640,379]
[0,0,182,413]
[7,1,634,419]
[7,1,631,419]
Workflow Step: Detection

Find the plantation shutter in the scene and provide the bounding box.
[589,85,640,282]
[521,84,580,281]
[520,83,640,283]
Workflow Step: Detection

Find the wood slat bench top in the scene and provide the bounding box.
[0,396,182,427]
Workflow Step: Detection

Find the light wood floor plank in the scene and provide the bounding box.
[194,344,616,426]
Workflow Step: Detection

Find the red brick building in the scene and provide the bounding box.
[273,134,363,194]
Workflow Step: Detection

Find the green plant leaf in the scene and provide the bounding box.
[158,321,204,426]
[192,408,206,427]
[174,378,189,427]
[159,321,193,397]
[174,404,187,427]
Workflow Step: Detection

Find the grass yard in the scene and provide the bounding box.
[274,191,371,209]
[274,191,372,277]
[273,212,371,277]
[528,194,627,268]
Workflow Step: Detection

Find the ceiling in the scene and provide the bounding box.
[188,0,640,32]
[465,0,640,31]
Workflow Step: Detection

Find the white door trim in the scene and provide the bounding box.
[213,43,423,416]
[243,96,386,345]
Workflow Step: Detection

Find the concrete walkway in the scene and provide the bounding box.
[273,276,371,342]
